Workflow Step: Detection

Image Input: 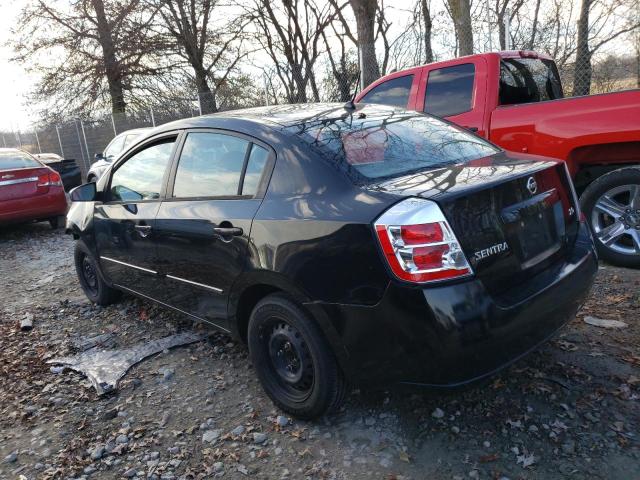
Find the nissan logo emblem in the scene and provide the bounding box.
[526,177,537,194]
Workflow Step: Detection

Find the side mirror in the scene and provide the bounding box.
[70,182,97,202]
[94,152,104,161]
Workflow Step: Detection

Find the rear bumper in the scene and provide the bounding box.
[0,189,68,225]
[307,222,597,387]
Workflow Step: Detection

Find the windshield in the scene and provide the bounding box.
[0,151,41,169]
[500,58,564,105]
[289,109,500,182]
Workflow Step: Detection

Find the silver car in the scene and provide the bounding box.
[87,128,150,182]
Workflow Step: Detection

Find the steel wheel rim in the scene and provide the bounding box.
[261,318,315,401]
[591,184,640,256]
[81,256,99,295]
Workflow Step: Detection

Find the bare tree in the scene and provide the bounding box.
[158,0,250,114]
[573,0,640,96]
[13,0,162,116]
[419,0,434,63]
[494,0,525,50]
[446,0,473,56]
[349,0,381,86]
[248,0,335,103]
[321,2,359,101]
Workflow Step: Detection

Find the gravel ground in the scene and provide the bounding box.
[0,223,638,480]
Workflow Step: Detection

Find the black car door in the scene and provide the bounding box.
[94,134,178,299]
[153,130,273,330]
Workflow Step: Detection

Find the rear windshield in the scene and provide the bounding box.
[289,109,500,182]
[500,58,563,105]
[0,151,41,169]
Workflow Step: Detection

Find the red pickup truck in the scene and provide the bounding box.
[356,50,640,267]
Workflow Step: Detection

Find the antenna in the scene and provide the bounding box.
[344,71,361,110]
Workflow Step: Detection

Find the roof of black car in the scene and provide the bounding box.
[153,102,406,133]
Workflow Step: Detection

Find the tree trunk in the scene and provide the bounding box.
[349,0,380,87]
[91,0,126,114]
[420,0,434,63]
[195,69,217,114]
[528,0,541,49]
[447,0,473,56]
[573,0,592,96]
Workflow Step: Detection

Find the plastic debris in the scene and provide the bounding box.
[20,313,34,331]
[47,331,205,394]
[583,316,628,329]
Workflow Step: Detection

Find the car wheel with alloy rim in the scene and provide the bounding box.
[580,167,640,268]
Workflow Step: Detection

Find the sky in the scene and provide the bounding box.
[0,0,635,132]
[0,1,36,131]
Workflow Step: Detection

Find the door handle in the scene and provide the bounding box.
[134,225,152,238]
[212,226,243,237]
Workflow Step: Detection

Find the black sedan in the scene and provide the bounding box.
[67,103,597,418]
[35,153,82,191]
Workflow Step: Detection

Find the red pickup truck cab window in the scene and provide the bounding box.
[424,63,475,117]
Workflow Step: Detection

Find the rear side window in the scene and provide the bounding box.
[242,145,269,196]
[110,139,175,202]
[0,151,41,169]
[173,133,250,198]
[291,107,499,182]
[360,75,413,108]
[500,58,564,105]
[424,64,475,117]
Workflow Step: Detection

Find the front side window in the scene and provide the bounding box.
[109,139,175,202]
[424,64,475,117]
[173,133,250,198]
[360,75,414,108]
[499,58,564,105]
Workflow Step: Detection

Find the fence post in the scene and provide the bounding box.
[197,92,203,116]
[55,125,65,158]
[504,8,511,50]
[1,134,6,147]
[263,75,269,106]
[35,130,42,154]
[111,113,117,135]
[80,120,91,168]
[15,130,22,148]
[74,119,89,176]
[150,107,156,127]
[486,0,492,51]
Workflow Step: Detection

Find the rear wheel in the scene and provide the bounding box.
[248,294,347,419]
[74,242,121,305]
[580,167,640,268]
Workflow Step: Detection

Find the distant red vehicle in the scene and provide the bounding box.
[0,148,68,228]
[356,50,640,267]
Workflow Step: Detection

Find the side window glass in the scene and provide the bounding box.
[110,139,175,202]
[104,135,125,159]
[173,132,249,198]
[242,145,269,195]
[360,75,414,107]
[424,63,475,117]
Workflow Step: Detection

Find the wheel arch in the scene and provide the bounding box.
[227,271,353,378]
[567,141,640,193]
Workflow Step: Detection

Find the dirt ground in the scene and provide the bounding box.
[0,223,638,480]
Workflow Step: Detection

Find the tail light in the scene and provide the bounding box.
[374,198,473,283]
[37,171,63,187]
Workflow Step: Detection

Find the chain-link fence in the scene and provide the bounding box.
[3,1,638,180]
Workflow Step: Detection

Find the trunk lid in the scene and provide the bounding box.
[368,153,580,295]
[0,166,52,201]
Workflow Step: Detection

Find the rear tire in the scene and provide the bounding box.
[580,167,640,268]
[74,242,121,305]
[248,294,348,419]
